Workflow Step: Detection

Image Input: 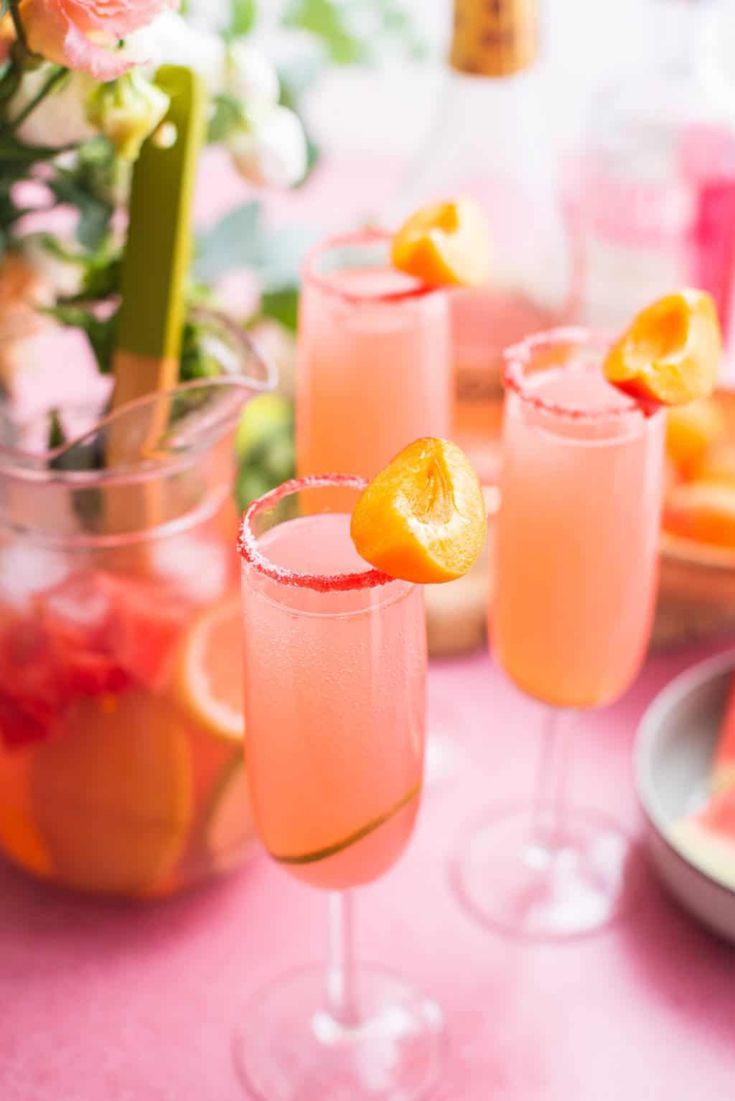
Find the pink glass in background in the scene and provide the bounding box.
[296,231,451,483]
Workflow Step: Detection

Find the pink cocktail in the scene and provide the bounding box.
[454,329,666,940]
[235,475,442,1101]
[296,231,451,484]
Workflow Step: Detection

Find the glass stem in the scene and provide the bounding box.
[528,707,571,857]
[326,891,359,1028]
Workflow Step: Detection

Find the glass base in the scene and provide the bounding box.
[451,802,639,941]
[233,965,444,1101]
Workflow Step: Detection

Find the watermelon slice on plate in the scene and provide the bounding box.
[668,676,735,891]
[670,787,735,892]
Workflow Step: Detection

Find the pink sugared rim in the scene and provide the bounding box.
[302,228,441,305]
[503,326,645,421]
[237,474,396,592]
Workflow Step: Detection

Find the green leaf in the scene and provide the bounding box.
[260,285,299,332]
[208,92,244,144]
[194,200,263,284]
[230,0,257,37]
[256,222,319,289]
[47,408,66,450]
[48,169,113,251]
[283,0,367,65]
[179,317,223,381]
[0,1,9,18]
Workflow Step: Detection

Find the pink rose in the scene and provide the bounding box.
[19,0,178,80]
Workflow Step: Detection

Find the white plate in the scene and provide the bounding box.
[635,649,735,943]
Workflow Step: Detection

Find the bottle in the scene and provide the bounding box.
[387,0,573,484]
[575,0,735,372]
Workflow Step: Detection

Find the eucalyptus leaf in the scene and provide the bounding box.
[257,222,319,289]
[283,0,366,65]
[194,200,264,284]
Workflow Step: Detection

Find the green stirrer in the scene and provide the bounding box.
[111,64,205,412]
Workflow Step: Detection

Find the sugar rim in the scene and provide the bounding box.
[302,228,442,305]
[237,474,396,592]
[502,326,645,421]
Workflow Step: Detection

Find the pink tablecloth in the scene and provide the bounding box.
[0,639,733,1101]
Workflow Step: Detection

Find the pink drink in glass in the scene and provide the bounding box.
[495,335,665,708]
[453,330,666,941]
[240,486,425,890]
[296,231,451,483]
[235,475,441,1101]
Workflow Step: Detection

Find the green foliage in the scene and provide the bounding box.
[179,315,226,381]
[194,201,263,285]
[259,286,299,332]
[235,394,295,510]
[284,0,364,65]
[283,0,425,65]
[229,0,257,38]
[208,92,245,144]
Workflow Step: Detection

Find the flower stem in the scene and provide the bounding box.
[9,65,67,130]
[7,1,28,55]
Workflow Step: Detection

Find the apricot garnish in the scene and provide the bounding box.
[666,397,726,478]
[391,198,490,288]
[663,480,735,549]
[695,441,735,488]
[351,437,487,584]
[604,290,722,407]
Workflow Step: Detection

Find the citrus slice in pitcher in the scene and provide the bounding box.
[29,692,193,896]
[351,437,487,583]
[391,198,490,287]
[175,595,244,744]
[604,289,722,407]
[204,755,256,873]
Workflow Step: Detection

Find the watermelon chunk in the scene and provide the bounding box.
[97,573,189,692]
[0,571,191,749]
[670,788,735,892]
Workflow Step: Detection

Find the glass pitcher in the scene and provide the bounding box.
[0,312,275,897]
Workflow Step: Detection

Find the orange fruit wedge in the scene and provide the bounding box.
[663,480,735,549]
[351,437,487,584]
[604,289,722,406]
[175,595,244,743]
[391,198,490,288]
[666,397,726,478]
[695,440,735,488]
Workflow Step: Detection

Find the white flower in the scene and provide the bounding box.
[87,70,170,161]
[12,68,97,149]
[229,105,307,189]
[128,11,226,95]
[226,42,279,114]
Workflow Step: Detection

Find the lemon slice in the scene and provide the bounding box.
[175,595,244,744]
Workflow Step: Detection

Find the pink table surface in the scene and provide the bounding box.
[1,638,734,1101]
